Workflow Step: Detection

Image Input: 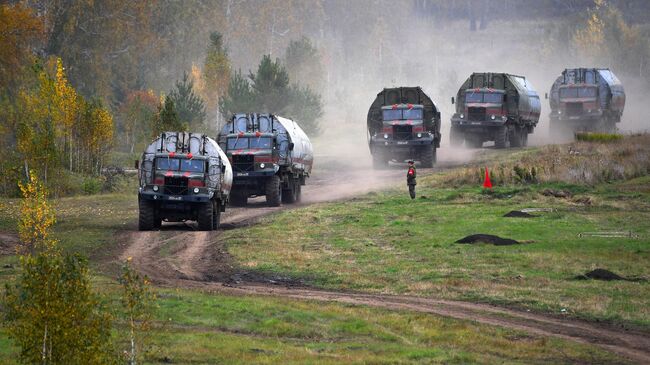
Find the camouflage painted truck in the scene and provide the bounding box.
[548,68,625,134]
[450,73,541,148]
[137,132,233,231]
[218,113,313,207]
[367,87,441,168]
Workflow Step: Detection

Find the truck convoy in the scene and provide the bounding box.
[367,87,441,168]
[548,68,625,133]
[137,132,233,231]
[450,72,541,148]
[218,113,313,207]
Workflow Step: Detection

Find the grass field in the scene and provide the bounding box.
[224,179,650,329]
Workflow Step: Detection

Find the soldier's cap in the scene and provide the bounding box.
[407,160,414,164]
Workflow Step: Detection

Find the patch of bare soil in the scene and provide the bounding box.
[455,234,521,246]
[119,166,650,364]
[0,232,19,255]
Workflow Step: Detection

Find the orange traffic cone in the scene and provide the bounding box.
[483,167,492,188]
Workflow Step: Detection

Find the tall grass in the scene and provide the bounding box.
[436,134,650,187]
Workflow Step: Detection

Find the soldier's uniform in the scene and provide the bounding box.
[406,161,416,199]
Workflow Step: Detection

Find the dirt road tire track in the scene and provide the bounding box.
[121,166,650,364]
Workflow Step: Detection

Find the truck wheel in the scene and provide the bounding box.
[266,175,282,207]
[197,202,214,231]
[282,179,296,204]
[450,127,463,147]
[420,147,435,168]
[138,199,156,231]
[521,131,529,147]
[510,128,521,148]
[212,200,221,230]
[153,209,162,229]
[230,192,247,207]
[295,182,302,202]
[495,126,508,149]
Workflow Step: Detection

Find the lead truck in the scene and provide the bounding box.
[367,87,441,168]
[137,132,233,231]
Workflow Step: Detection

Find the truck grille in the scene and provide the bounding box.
[164,176,188,195]
[565,103,583,116]
[232,155,254,172]
[468,107,486,121]
[393,125,413,141]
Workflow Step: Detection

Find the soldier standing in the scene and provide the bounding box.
[406,160,417,199]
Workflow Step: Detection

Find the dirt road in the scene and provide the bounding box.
[121,160,650,364]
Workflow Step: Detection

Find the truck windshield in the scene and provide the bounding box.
[382,109,423,120]
[465,92,503,103]
[227,137,272,150]
[560,87,597,99]
[156,158,205,172]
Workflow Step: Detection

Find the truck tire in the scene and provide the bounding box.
[450,126,463,147]
[510,128,521,147]
[282,179,296,204]
[421,147,435,168]
[521,130,529,147]
[295,181,302,202]
[495,126,508,149]
[138,199,156,231]
[197,201,214,231]
[212,200,221,230]
[153,210,162,229]
[266,175,281,207]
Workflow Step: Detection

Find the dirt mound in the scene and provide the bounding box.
[0,232,19,255]
[456,234,520,246]
[542,189,573,198]
[574,268,646,282]
[503,210,537,218]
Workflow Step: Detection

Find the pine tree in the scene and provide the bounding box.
[203,31,231,128]
[286,85,323,137]
[248,55,290,113]
[152,97,185,135]
[219,69,254,117]
[168,72,206,132]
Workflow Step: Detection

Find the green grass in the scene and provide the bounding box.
[575,132,623,142]
[224,181,650,329]
[0,285,623,364]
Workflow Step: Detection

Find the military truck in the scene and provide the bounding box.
[367,87,441,168]
[218,113,313,207]
[450,73,541,148]
[137,132,233,231]
[548,68,625,134]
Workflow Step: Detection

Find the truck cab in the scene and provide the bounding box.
[554,84,601,121]
[452,89,508,125]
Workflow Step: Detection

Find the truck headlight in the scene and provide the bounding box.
[417,133,422,138]
[557,110,562,115]
[490,115,496,120]
[260,163,265,169]
[193,187,200,194]
[460,114,464,119]
[153,185,159,192]
[383,134,389,139]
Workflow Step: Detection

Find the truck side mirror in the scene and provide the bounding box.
[451,97,455,105]
[545,93,548,100]
[221,165,226,173]
[288,142,295,151]
[134,160,139,170]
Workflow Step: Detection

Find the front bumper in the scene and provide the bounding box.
[369,136,434,148]
[232,169,276,178]
[139,189,213,203]
[451,117,506,129]
[551,111,603,122]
